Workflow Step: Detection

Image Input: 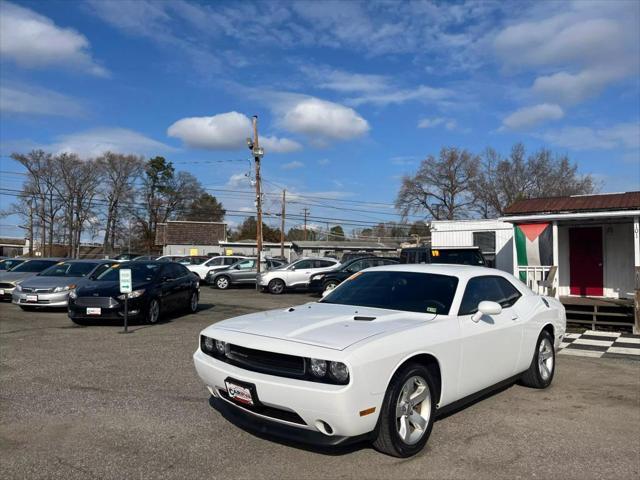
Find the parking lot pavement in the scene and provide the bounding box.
[1,287,639,480]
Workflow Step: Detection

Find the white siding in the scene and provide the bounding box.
[430,220,514,273]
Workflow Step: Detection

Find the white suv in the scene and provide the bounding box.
[257,257,340,294]
[187,256,247,281]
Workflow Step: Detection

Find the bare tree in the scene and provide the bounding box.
[96,152,144,254]
[396,147,479,220]
[472,143,597,216]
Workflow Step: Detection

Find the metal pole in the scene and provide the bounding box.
[124,296,128,333]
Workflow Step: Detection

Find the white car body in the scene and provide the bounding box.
[194,264,566,450]
[187,256,247,280]
[257,257,340,292]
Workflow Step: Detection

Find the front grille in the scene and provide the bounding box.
[75,297,117,308]
[21,287,54,293]
[226,344,306,378]
[217,388,306,425]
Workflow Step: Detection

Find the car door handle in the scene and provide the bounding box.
[511,313,519,321]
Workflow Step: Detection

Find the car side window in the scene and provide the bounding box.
[316,260,336,268]
[294,260,313,269]
[236,260,255,270]
[224,257,238,265]
[459,276,508,316]
[346,260,366,272]
[207,258,222,266]
[164,263,184,279]
[495,277,522,308]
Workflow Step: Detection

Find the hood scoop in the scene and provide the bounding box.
[353,315,376,321]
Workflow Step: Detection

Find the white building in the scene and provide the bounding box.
[430,219,514,272]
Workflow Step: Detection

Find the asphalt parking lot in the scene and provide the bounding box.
[1,287,639,480]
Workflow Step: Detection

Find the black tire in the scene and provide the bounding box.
[147,298,160,324]
[187,291,198,313]
[268,279,285,295]
[322,280,339,292]
[373,363,436,458]
[215,276,231,290]
[520,330,555,389]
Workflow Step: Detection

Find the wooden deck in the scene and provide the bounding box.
[560,296,634,331]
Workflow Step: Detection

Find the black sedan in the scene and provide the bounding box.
[308,256,399,293]
[68,261,199,324]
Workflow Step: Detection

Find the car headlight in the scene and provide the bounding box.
[53,284,75,293]
[200,335,226,357]
[309,358,327,377]
[117,289,145,300]
[329,361,349,383]
[68,289,77,300]
[314,274,324,281]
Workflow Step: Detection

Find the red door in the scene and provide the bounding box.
[569,227,603,296]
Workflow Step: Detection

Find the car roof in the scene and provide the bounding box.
[367,263,516,281]
[295,256,339,261]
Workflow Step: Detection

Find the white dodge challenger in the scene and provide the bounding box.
[194,264,566,457]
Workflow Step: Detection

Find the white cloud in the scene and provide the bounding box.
[167,112,300,153]
[0,84,84,117]
[538,122,640,151]
[300,65,389,93]
[318,158,330,166]
[44,128,174,158]
[390,156,418,166]
[168,112,251,150]
[417,117,457,130]
[349,85,453,107]
[226,173,251,188]
[279,97,369,140]
[260,136,302,153]
[501,103,564,130]
[0,2,107,76]
[494,5,639,105]
[281,161,304,170]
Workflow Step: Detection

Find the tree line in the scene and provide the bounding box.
[396,143,597,220]
[9,150,225,257]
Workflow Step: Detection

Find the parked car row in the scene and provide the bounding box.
[0,258,200,325]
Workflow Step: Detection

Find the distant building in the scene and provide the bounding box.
[217,239,398,262]
[156,221,227,256]
[0,237,27,257]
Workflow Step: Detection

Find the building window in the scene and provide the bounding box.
[473,231,496,267]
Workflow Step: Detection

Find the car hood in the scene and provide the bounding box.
[212,302,434,351]
[0,271,37,284]
[19,275,88,288]
[76,280,152,297]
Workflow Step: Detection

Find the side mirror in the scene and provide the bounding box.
[471,301,502,322]
[289,266,296,271]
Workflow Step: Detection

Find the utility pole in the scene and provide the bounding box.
[302,208,310,240]
[247,116,264,280]
[27,199,33,257]
[280,190,286,259]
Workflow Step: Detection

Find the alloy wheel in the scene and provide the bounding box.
[395,375,431,445]
[216,277,229,289]
[538,337,554,381]
[148,300,160,324]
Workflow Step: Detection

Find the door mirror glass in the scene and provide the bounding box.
[471,300,502,322]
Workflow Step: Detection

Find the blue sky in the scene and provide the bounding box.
[1,0,639,237]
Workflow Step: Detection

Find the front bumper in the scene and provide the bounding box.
[307,279,324,292]
[193,350,382,440]
[12,291,69,307]
[0,286,15,301]
[68,297,147,320]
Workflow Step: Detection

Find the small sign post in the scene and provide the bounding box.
[119,269,132,334]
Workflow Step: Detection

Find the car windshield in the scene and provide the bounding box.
[39,262,99,277]
[9,260,58,273]
[321,271,458,315]
[95,263,160,282]
[434,250,484,266]
[0,259,25,271]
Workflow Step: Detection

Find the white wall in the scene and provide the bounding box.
[164,245,222,256]
[430,220,514,273]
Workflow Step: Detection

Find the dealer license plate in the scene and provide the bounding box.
[0,289,4,295]
[26,294,38,303]
[225,380,254,406]
[86,307,101,315]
